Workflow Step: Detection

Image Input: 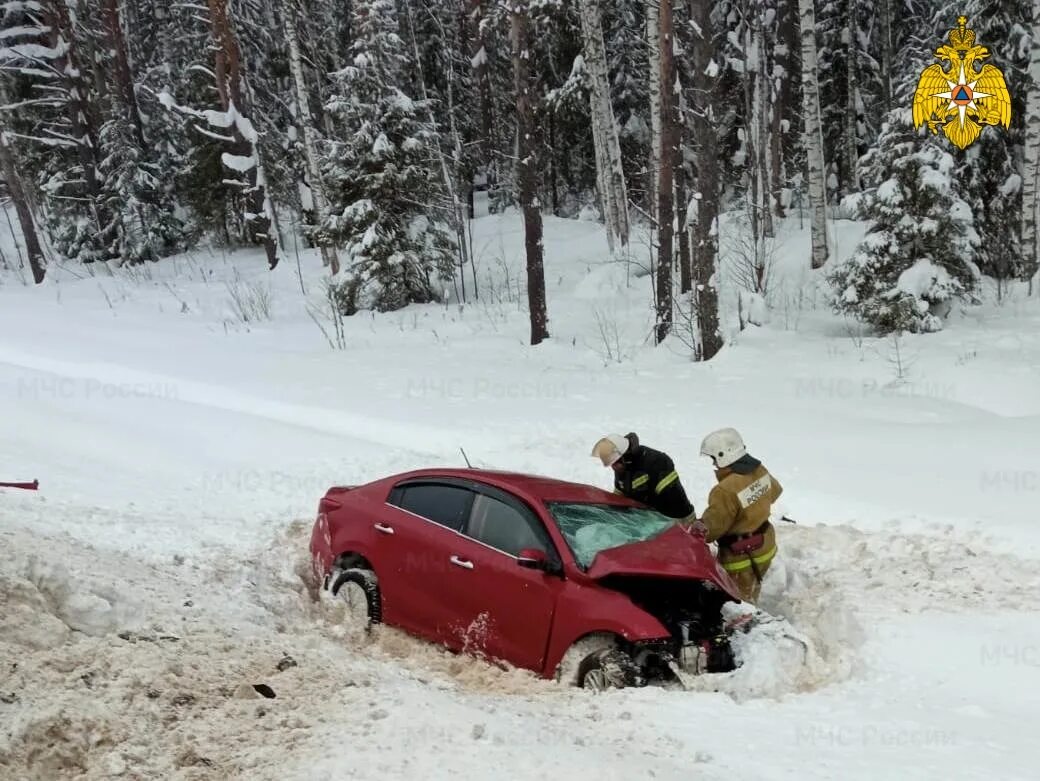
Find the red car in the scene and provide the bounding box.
[309,468,747,689]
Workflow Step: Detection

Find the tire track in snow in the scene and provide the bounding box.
[0,347,474,462]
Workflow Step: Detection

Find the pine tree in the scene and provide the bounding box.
[321,0,455,314]
[830,114,980,333]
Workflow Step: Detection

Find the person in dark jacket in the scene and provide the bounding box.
[591,432,697,523]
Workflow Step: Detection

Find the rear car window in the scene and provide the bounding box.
[392,483,473,531]
[466,494,552,557]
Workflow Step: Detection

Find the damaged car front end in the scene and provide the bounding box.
[547,504,747,688]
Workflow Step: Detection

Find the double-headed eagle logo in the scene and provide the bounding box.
[912,16,1011,150]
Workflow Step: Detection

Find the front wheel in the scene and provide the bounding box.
[557,635,642,690]
[577,648,640,691]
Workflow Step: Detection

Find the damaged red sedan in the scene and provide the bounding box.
[309,468,747,689]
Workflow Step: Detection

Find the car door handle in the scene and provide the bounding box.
[374,523,395,535]
[450,556,474,570]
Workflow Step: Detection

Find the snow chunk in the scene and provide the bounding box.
[298,181,314,211]
[471,46,487,69]
[372,133,392,156]
[1001,173,1022,196]
[876,178,902,204]
[221,153,256,173]
[895,259,954,299]
[570,53,586,78]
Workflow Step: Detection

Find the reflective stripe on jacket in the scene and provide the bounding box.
[613,444,695,519]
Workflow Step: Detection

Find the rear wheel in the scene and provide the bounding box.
[330,568,381,631]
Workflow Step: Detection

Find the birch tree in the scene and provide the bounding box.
[646,0,662,223]
[689,0,722,359]
[798,0,829,268]
[1023,0,1040,292]
[282,0,339,274]
[510,0,549,345]
[577,0,630,253]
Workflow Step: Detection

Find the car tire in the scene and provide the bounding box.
[576,648,641,691]
[329,567,382,631]
[557,635,642,690]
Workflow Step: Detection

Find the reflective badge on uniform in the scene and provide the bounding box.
[736,475,772,509]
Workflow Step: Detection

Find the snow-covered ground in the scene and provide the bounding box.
[2,211,1040,779]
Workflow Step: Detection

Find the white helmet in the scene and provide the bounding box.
[700,428,747,468]
[591,434,629,466]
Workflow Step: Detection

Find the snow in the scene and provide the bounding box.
[894,259,953,299]
[298,181,314,212]
[372,132,392,156]
[3,210,1040,779]
[0,25,49,40]
[221,153,256,173]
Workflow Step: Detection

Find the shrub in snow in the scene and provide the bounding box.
[829,115,979,334]
[320,0,454,315]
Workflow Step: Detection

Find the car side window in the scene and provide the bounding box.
[391,483,474,532]
[466,493,552,557]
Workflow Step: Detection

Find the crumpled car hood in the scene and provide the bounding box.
[585,525,742,600]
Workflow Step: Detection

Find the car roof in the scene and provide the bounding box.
[387,467,636,505]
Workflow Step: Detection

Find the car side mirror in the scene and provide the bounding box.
[517,548,562,576]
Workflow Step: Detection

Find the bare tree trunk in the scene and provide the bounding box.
[690,0,722,359]
[778,0,799,206]
[102,0,145,146]
[646,0,662,225]
[0,132,46,283]
[511,1,549,345]
[878,0,893,110]
[756,12,773,239]
[798,0,829,268]
[843,0,860,193]
[770,2,788,220]
[45,1,110,248]
[578,0,630,253]
[283,0,339,274]
[471,0,496,202]
[208,0,280,269]
[655,0,676,344]
[1023,0,1040,293]
[741,1,764,275]
[676,143,692,293]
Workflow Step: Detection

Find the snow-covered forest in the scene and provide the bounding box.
[2,0,1037,349]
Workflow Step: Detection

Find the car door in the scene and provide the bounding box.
[377,481,476,644]
[446,488,562,673]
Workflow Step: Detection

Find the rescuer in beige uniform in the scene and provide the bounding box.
[696,428,782,603]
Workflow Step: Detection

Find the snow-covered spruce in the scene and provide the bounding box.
[320,0,455,315]
[830,114,980,334]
